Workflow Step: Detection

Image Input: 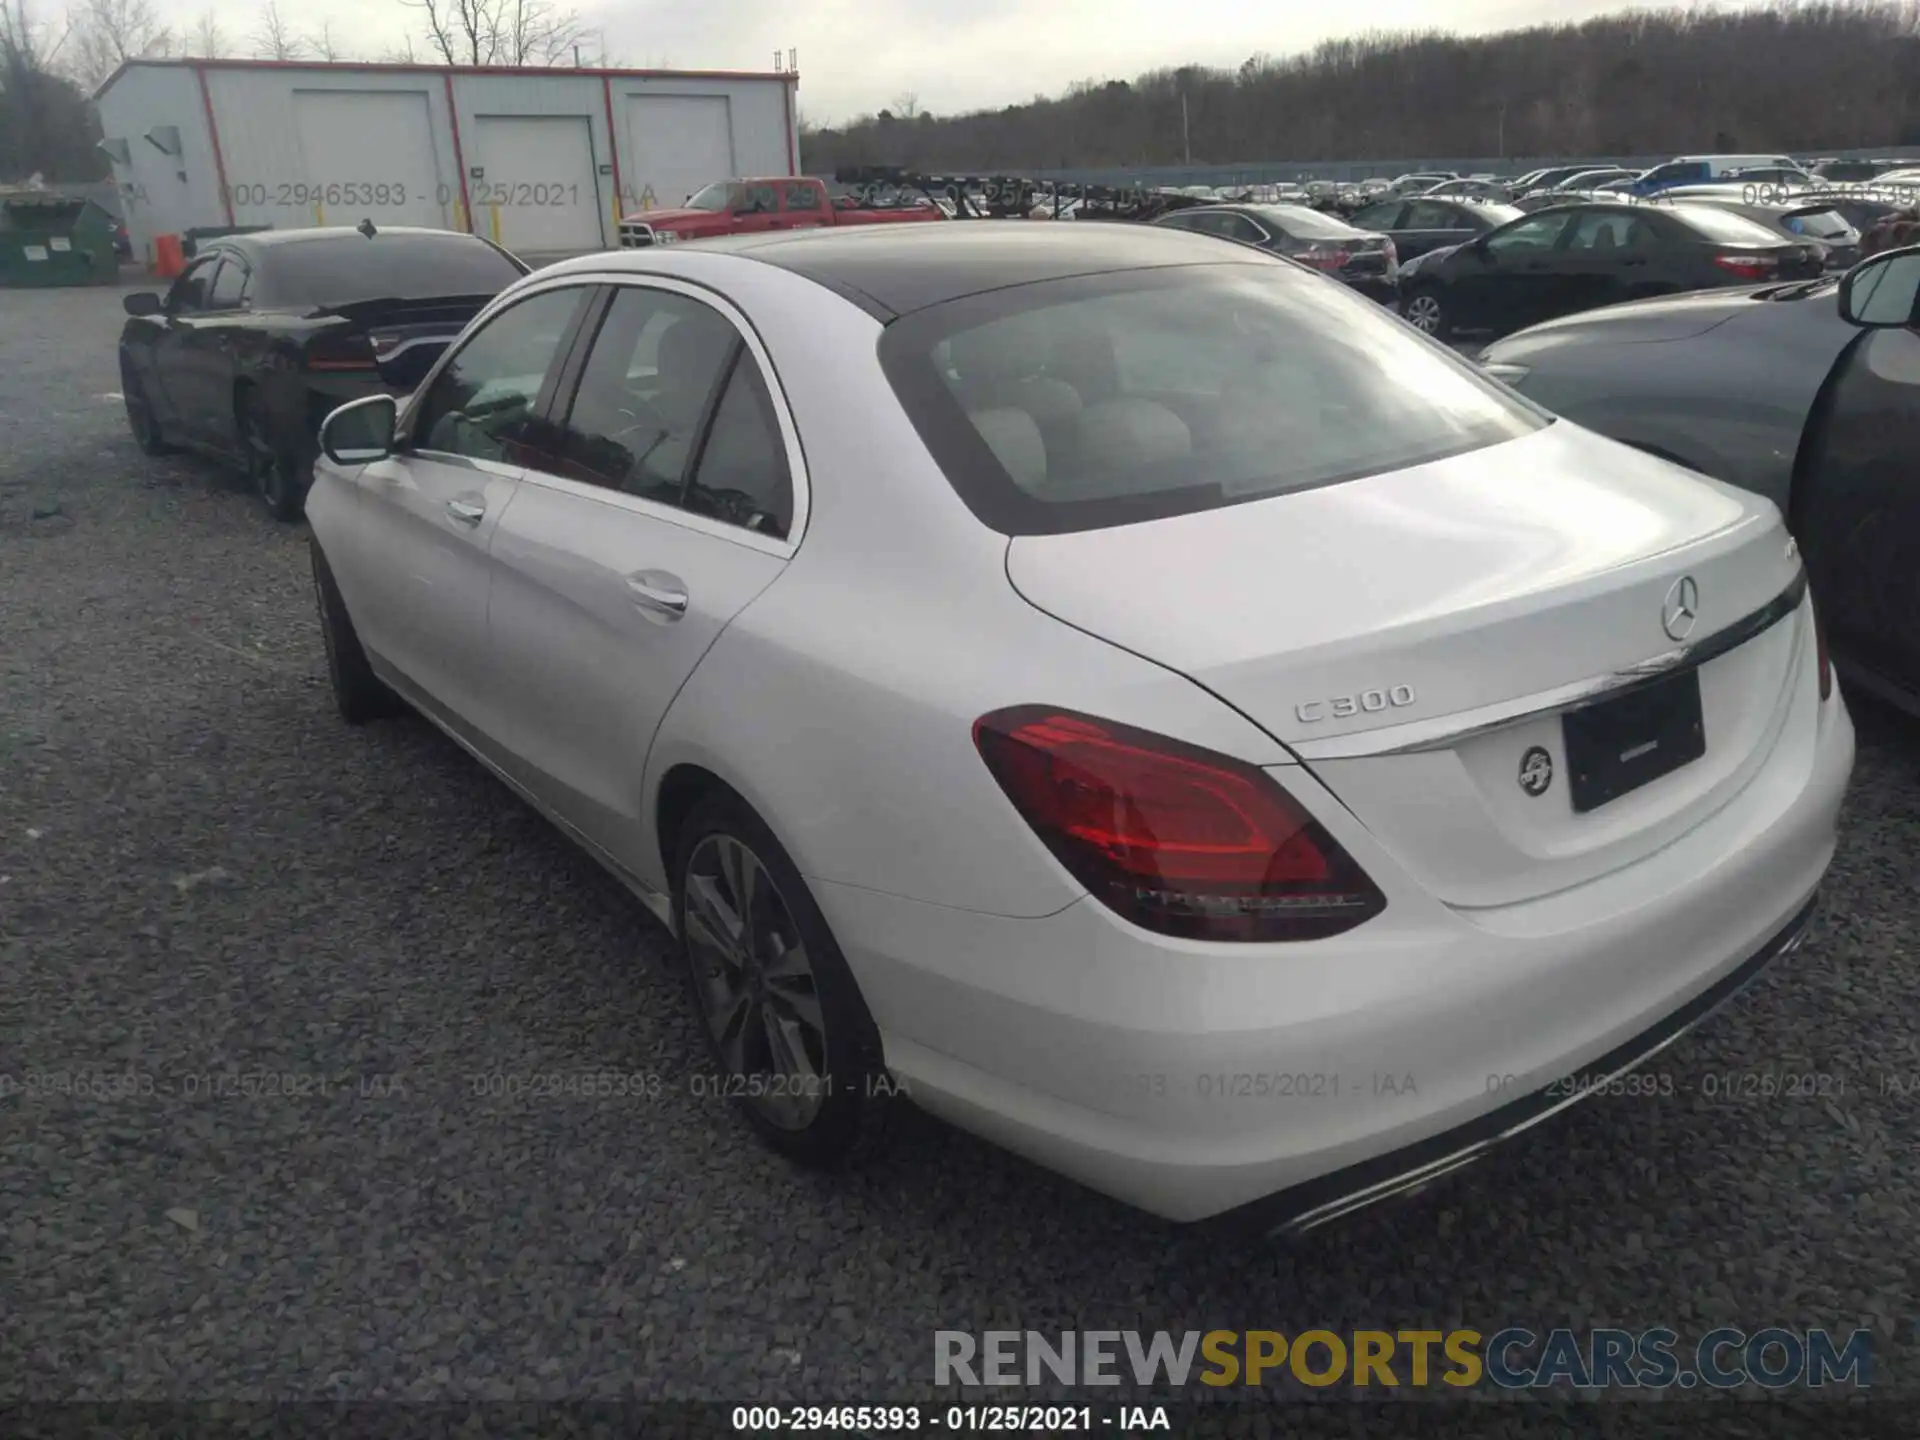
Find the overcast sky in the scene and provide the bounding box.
[153,0,1754,124]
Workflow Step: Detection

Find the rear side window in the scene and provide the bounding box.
[1673,205,1793,245]
[1349,202,1405,229]
[1782,208,1856,241]
[880,262,1547,536]
[207,257,248,308]
[261,233,526,308]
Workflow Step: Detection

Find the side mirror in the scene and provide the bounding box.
[319,393,398,466]
[1839,245,1920,328]
[123,291,161,317]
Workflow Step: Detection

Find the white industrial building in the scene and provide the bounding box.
[93,59,801,261]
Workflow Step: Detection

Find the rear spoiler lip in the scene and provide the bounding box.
[300,293,501,322]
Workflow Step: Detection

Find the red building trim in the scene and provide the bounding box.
[601,74,624,233]
[194,63,236,227]
[783,77,799,175]
[443,72,475,234]
[95,56,799,99]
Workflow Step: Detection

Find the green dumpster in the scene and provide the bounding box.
[0,192,120,288]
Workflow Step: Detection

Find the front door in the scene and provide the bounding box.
[345,283,595,736]
[484,280,800,865]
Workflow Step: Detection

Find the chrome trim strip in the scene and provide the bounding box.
[1258,895,1817,1238]
[1290,569,1807,761]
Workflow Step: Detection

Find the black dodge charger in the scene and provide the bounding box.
[118,225,529,519]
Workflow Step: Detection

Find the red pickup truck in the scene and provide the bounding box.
[618,176,943,247]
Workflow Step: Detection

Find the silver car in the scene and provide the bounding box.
[307,224,1851,1228]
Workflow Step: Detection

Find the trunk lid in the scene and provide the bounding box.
[1005,422,1808,909]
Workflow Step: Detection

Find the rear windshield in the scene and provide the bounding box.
[1671,205,1791,245]
[1253,205,1361,238]
[261,233,525,307]
[1782,208,1857,241]
[879,262,1548,536]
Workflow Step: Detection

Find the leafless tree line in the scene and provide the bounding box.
[36,0,613,91]
[803,2,1920,173]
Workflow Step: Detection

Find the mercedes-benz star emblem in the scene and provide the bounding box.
[1519,745,1554,797]
[1662,575,1700,642]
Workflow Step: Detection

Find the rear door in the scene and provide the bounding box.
[779,180,830,230]
[1794,323,1920,700]
[1550,208,1643,318]
[732,179,783,235]
[484,280,800,861]
[1400,199,1477,260]
[341,282,595,735]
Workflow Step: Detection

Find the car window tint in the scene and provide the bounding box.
[1485,212,1574,255]
[412,286,586,463]
[882,262,1546,535]
[1674,205,1794,245]
[259,233,525,309]
[1221,214,1266,243]
[169,256,219,313]
[1404,201,1459,230]
[1567,211,1645,250]
[207,258,247,308]
[1350,202,1404,229]
[557,286,740,504]
[683,353,792,539]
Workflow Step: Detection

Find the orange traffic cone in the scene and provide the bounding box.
[153,233,185,278]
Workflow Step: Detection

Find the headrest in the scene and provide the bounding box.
[968,408,1047,491]
[1074,398,1192,477]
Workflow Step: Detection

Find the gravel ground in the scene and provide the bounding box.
[3,282,1918,1425]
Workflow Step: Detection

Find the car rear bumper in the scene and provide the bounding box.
[815,680,1853,1224]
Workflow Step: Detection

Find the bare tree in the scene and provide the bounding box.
[306,18,346,61]
[250,1,304,60]
[892,92,921,121]
[61,0,171,91]
[184,10,225,58]
[377,34,420,64]
[403,0,595,67]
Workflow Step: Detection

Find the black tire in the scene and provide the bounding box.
[1402,286,1451,340]
[239,388,310,523]
[672,788,895,1168]
[311,540,403,725]
[121,357,171,456]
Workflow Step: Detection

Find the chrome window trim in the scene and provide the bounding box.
[513,271,812,558]
[1290,569,1808,761]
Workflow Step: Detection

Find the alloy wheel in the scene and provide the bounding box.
[683,832,829,1130]
[1404,293,1444,333]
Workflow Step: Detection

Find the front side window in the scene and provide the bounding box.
[684,182,741,212]
[1485,212,1575,256]
[555,287,741,505]
[169,256,219,313]
[880,261,1548,536]
[411,286,587,463]
[207,258,248,309]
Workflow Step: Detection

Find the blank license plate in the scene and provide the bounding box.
[1562,668,1706,813]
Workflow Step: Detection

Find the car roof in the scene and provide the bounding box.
[215,226,490,259]
[654,221,1265,319]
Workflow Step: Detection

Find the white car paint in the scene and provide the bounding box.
[306,230,1854,1227]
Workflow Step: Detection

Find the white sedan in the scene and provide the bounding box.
[307,223,1855,1231]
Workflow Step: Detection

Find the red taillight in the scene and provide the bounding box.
[972,707,1386,942]
[1813,602,1833,702]
[307,333,377,371]
[1296,245,1352,270]
[1712,253,1779,278]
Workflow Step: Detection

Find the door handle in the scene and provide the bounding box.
[626,569,689,619]
[447,498,485,525]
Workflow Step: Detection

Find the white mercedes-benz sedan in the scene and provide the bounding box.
[305,222,1855,1231]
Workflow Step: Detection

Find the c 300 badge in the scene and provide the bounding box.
[1519,745,1554,797]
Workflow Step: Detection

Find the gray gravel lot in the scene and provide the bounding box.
[3,281,1919,1420]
